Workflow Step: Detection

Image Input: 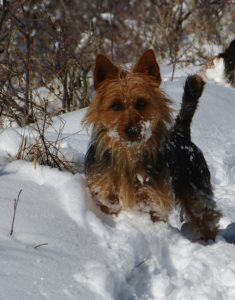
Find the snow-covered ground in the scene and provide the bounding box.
[0,66,235,300]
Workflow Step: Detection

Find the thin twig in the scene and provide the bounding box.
[34,243,49,249]
[10,189,23,236]
[126,258,149,282]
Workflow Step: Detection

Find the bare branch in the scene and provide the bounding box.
[10,189,23,236]
[34,243,48,249]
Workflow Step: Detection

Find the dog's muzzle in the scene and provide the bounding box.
[125,125,139,140]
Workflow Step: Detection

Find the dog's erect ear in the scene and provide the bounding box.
[133,49,161,85]
[94,54,119,89]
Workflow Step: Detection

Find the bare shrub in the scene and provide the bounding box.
[0,1,234,123]
[0,0,234,170]
[14,100,80,174]
[0,0,98,127]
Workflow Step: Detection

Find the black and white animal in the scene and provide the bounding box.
[202,39,235,87]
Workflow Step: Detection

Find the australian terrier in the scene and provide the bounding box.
[84,50,221,241]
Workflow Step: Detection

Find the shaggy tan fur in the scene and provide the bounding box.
[84,50,174,221]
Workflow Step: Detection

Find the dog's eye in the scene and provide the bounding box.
[135,98,148,110]
[110,101,124,111]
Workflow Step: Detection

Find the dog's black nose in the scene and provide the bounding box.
[125,126,139,138]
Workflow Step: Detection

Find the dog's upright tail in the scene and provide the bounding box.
[174,75,205,139]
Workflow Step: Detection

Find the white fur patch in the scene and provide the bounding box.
[140,120,152,141]
[203,57,226,83]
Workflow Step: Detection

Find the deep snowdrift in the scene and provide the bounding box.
[0,67,235,300]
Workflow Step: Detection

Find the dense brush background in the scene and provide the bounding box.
[0,0,234,128]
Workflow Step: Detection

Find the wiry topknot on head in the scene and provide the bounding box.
[93,49,162,90]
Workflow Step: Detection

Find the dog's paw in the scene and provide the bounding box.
[185,74,205,100]
[181,222,202,242]
[181,222,219,243]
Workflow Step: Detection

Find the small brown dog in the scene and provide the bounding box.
[84,50,221,241]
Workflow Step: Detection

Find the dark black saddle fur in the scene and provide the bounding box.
[165,75,212,199]
[165,75,221,240]
[218,39,235,85]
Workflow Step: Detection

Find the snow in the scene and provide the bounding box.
[100,13,114,24]
[0,66,235,299]
[33,82,62,112]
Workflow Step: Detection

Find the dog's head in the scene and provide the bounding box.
[85,50,172,147]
